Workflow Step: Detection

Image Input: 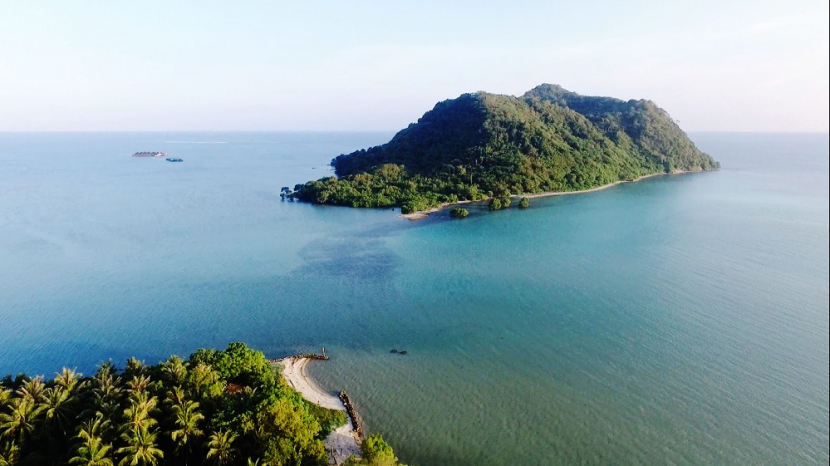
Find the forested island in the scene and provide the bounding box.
[0,344,403,466]
[293,84,719,214]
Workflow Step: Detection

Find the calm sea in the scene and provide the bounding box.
[0,132,827,465]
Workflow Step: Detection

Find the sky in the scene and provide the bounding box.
[1,0,827,132]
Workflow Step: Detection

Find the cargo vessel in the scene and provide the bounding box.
[132,151,168,157]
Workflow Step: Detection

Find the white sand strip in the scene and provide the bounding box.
[398,170,703,220]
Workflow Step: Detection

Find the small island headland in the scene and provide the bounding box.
[292,84,719,218]
[0,343,404,466]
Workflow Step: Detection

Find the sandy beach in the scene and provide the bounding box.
[398,170,700,220]
[277,357,361,465]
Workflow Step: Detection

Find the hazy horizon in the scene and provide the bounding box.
[2,1,827,133]
[1,130,828,135]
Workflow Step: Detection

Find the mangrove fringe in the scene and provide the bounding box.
[339,390,364,440]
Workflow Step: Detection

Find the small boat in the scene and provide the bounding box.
[166,158,184,162]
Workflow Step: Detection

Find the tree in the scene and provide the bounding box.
[254,397,326,465]
[188,364,221,401]
[168,400,204,465]
[126,375,151,395]
[70,435,113,466]
[449,208,469,218]
[519,197,530,209]
[43,384,76,438]
[361,434,398,466]
[55,368,81,393]
[161,357,188,386]
[76,414,111,446]
[0,397,44,442]
[123,392,158,432]
[116,427,163,466]
[16,377,46,405]
[0,441,20,466]
[205,430,237,466]
[123,359,146,379]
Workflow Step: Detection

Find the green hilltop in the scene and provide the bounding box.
[294,84,719,214]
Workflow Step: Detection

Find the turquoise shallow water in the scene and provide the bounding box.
[0,132,827,465]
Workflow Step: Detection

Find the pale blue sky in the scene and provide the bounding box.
[1,1,827,131]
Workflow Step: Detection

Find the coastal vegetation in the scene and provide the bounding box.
[449,208,469,218]
[519,197,530,209]
[293,84,719,214]
[0,343,403,466]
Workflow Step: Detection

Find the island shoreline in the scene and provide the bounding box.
[276,357,362,465]
[398,169,711,220]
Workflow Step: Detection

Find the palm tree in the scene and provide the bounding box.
[0,441,20,466]
[0,389,11,405]
[161,357,188,385]
[124,359,145,379]
[55,368,81,393]
[123,393,158,432]
[126,375,151,395]
[95,361,117,379]
[116,427,163,466]
[15,376,46,404]
[81,374,123,422]
[166,386,186,407]
[94,373,122,401]
[77,414,111,446]
[205,430,237,466]
[188,364,218,399]
[69,435,113,466]
[0,396,45,442]
[169,400,204,466]
[43,384,76,438]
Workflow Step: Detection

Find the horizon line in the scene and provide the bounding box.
[1,129,828,135]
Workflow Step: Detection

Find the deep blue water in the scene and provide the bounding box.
[0,132,827,465]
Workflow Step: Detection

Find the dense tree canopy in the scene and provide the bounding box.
[0,344,403,466]
[293,84,719,214]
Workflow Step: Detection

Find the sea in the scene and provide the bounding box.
[0,132,827,465]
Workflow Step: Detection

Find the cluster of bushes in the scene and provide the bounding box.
[449,208,469,218]
[0,343,404,466]
[345,434,403,466]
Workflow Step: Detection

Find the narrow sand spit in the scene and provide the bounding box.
[277,357,361,465]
